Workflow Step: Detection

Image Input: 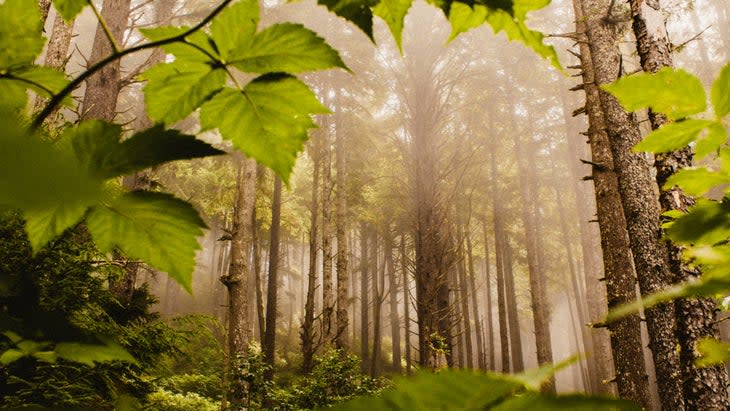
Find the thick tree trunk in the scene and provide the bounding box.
[571,0,651,407]
[81,0,131,121]
[631,1,730,408]
[221,156,256,410]
[263,177,282,382]
[33,11,74,122]
[360,222,370,374]
[301,139,321,373]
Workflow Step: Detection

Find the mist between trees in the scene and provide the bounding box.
[2,0,730,409]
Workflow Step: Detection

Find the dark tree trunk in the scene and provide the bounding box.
[335,102,350,351]
[370,229,385,377]
[301,138,321,373]
[263,177,282,382]
[401,233,412,375]
[466,227,485,370]
[322,128,335,343]
[482,220,496,372]
[503,240,524,373]
[389,232,402,372]
[360,222,370,374]
[490,148,511,374]
[457,224,474,369]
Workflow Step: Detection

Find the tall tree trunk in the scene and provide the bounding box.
[571,0,652,407]
[503,240,524,373]
[322,129,335,343]
[482,220,496,372]
[401,233,412,375]
[263,177,282,382]
[253,197,266,342]
[360,222,370,374]
[370,229,384,377]
[490,148,510,374]
[221,156,256,409]
[451,264,464,368]
[33,11,74,123]
[389,232,402,372]
[81,0,131,121]
[466,226,485,370]
[457,224,474,369]
[335,104,350,351]
[582,0,683,408]
[631,1,730,408]
[301,139,321,373]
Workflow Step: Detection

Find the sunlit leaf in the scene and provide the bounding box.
[140,61,226,124]
[210,0,259,61]
[52,0,87,21]
[318,0,377,41]
[0,0,45,68]
[696,338,730,367]
[200,74,329,182]
[55,341,136,366]
[633,119,713,153]
[695,122,727,160]
[667,199,730,246]
[664,168,730,197]
[86,191,207,292]
[229,23,348,74]
[712,62,730,118]
[373,0,413,51]
[0,349,25,365]
[140,26,219,63]
[492,393,640,410]
[603,68,706,120]
[448,3,488,41]
[513,355,579,391]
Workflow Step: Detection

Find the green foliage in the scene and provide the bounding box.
[373,0,412,51]
[156,374,223,401]
[711,61,730,118]
[0,0,44,69]
[53,0,88,21]
[147,389,219,411]
[696,338,730,367]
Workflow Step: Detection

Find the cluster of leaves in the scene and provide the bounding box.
[329,357,638,410]
[0,212,188,409]
[603,62,730,363]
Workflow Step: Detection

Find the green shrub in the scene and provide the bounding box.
[157,373,222,400]
[147,389,219,411]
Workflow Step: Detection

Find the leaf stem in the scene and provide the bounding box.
[87,0,122,53]
[1,73,55,97]
[32,0,235,128]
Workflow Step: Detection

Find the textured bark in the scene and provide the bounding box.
[81,0,131,121]
[221,156,256,409]
[359,222,370,374]
[503,240,524,373]
[389,232,402,372]
[335,105,350,351]
[482,220,496,372]
[631,1,730,408]
[301,139,321,373]
[370,230,385,377]
[457,225,474,369]
[451,264,464,368]
[490,148,510,374]
[466,228,485,370]
[322,129,335,343]
[253,207,265,342]
[33,11,74,122]
[38,0,51,25]
[263,177,282,383]
[572,0,651,407]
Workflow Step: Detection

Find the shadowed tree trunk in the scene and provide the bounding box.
[490,146,510,374]
[335,98,350,351]
[322,127,335,343]
[571,0,652,407]
[466,226,485,370]
[360,222,370,374]
[401,233,413,375]
[631,1,730,408]
[263,176,282,383]
[457,224,473,369]
[389,230,402,372]
[503,239,524,373]
[482,220,496,372]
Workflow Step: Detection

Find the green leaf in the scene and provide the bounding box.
[201,75,328,181]
[448,3,488,41]
[0,0,45,69]
[485,9,560,69]
[86,191,207,292]
[68,121,224,179]
[318,0,377,41]
[0,349,25,365]
[695,122,727,160]
[512,355,579,391]
[373,0,413,51]
[712,62,730,118]
[603,68,706,120]
[55,341,136,366]
[667,199,730,246]
[10,65,70,98]
[229,23,348,74]
[0,114,104,251]
[32,350,57,363]
[52,0,87,21]
[696,338,730,367]
[140,26,219,63]
[140,61,226,124]
[492,393,640,411]
[633,119,713,153]
[664,168,730,197]
[210,0,259,61]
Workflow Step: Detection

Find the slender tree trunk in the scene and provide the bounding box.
[335,105,350,351]
[571,0,652,406]
[322,129,335,343]
[401,233,412,375]
[631,1,730,408]
[221,156,256,409]
[457,224,474,369]
[503,240,524,373]
[466,227,485,370]
[301,139,321,373]
[389,232,402,372]
[490,148,510,374]
[360,222,370,373]
[482,220,496,372]
[370,229,384,377]
[451,264,464,368]
[81,0,131,121]
[253,200,266,342]
[263,177,282,383]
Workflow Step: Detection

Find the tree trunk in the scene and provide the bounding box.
[263,176,282,382]
[81,0,131,121]
[360,222,370,374]
[301,139,321,373]
[503,240,524,373]
[322,128,335,343]
[631,1,730,408]
[389,231,402,372]
[335,104,350,351]
[571,0,652,406]
[401,233,412,375]
[490,148,510,374]
[33,11,74,123]
[457,224,474,369]
[221,156,256,409]
[482,219,496,372]
[466,226,485,370]
[370,229,384,377]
